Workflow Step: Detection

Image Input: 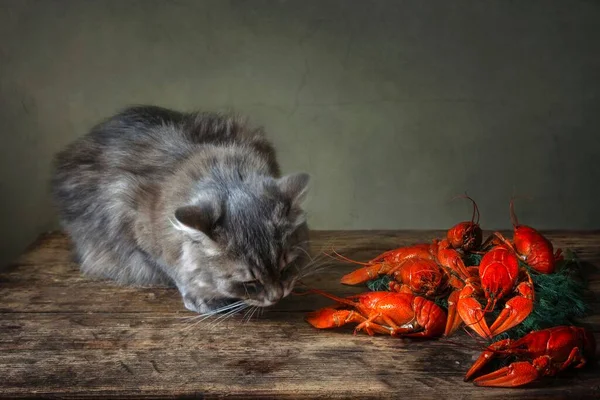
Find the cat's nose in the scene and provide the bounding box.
[267,293,282,303]
[266,286,284,304]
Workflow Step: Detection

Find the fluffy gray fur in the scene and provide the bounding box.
[51,105,311,314]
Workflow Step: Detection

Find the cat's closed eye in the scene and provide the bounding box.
[242,280,263,296]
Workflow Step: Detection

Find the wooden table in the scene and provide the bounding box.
[1,230,599,399]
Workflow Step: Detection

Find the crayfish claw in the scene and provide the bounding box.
[464,338,512,381]
[444,290,463,337]
[305,308,354,329]
[488,281,534,337]
[457,284,493,339]
[473,361,541,388]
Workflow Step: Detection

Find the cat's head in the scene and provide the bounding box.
[171,172,311,308]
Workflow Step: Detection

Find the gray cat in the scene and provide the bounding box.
[51,105,311,314]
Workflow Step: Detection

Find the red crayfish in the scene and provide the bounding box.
[482,198,564,274]
[302,194,593,389]
[449,198,567,340]
[452,246,535,339]
[304,288,446,338]
[465,326,596,387]
[335,195,482,297]
[331,196,483,337]
[446,194,483,252]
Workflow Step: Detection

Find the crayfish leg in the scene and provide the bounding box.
[354,312,383,335]
[363,322,394,336]
[554,248,564,262]
[396,330,430,338]
[388,282,414,294]
[354,313,398,336]
[472,361,541,388]
[559,347,586,371]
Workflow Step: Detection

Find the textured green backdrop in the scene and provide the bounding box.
[1,0,599,268]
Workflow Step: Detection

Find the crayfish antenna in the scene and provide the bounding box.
[324,248,371,266]
[509,194,533,228]
[465,192,480,226]
[509,197,519,228]
[483,296,497,314]
[450,192,481,225]
[303,287,359,308]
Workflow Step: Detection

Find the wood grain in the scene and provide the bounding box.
[1,230,599,399]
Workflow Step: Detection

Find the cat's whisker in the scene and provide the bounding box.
[208,301,248,322]
[206,303,248,330]
[181,314,210,332]
[197,309,244,327]
[305,257,336,270]
[298,251,330,268]
[184,316,213,332]
[291,239,312,248]
[191,301,248,323]
[246,307,255,322]
[179,300,247,332]
[313,234,348,256]
[243,306,258,323]
[298,268,332,281]
[242,305,255,323]
[180,315,213,327]
[299,268,329,279]
[298,258,336,278]
[179,314,202,321]
[292,245,314,263]
[200,300,246,316]
[250,306,260,321]
[179,311,214,325]
[181,317,207,332]
[292,238,361,282]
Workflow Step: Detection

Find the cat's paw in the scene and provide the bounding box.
[182,293,237,315]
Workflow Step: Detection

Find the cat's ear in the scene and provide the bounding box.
[173,199,221,241]
[277,173,310,206]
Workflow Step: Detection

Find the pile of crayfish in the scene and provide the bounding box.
[303,196,596,388]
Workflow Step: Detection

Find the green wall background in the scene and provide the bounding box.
[1,0,599,268]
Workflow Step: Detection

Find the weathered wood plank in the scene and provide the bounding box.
[0,230,599,399]
[0,313,598,399]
